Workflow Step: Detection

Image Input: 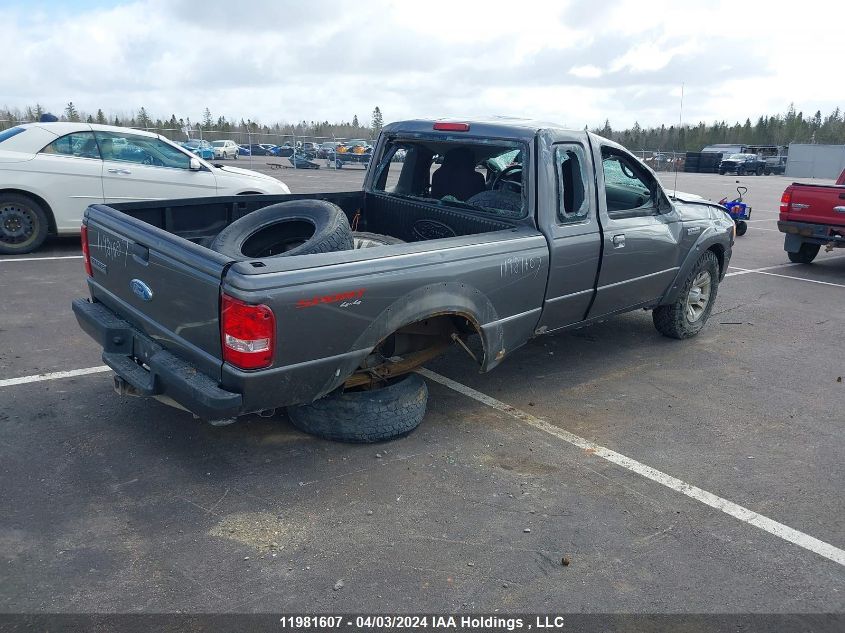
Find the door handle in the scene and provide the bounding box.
[834,206,845,214]
[107,168,132,175]
[612,234,626,248]
[129,242,149,262]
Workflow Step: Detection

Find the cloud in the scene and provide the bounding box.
[1,0,842,130]
[570,65,603,79]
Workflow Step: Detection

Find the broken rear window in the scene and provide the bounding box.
[372,138,527,219]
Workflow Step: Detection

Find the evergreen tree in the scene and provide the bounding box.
[202,107,213,128]
[371,106,383,135]
[64,102,80,122]
[137,107,151,129]
[352,114,359,128]
[96,108,106,124]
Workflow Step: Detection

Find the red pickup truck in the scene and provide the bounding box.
[778,168,845,263]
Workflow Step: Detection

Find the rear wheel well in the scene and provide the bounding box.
[345,314,482,389]
[0,189,56,234]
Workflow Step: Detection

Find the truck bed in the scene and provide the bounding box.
[112,190,522,248]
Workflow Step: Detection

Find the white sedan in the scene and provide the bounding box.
[211,139,240,160]
[0,122,290,254]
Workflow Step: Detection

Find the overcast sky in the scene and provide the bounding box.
[2,0,840,130]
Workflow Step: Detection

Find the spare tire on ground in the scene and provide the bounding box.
[287,373,428,443]
[352,231,405,248]
[210,199,353,258]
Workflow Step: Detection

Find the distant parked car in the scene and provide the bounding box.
[317,142,341,159]
[300,142,319,156]
[764,156,787,175]
[719,153,766,176]
[211,139,239,160]
[272,143,299,158]
[182,139,215,160]
[0,122,290,253]
[237,144,251,156]
[246,144,274,156]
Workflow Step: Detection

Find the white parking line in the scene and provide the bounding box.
[725,254,845,278]
[417,368,845,568]
[726,263,801,277]
[730,268,845,288]
[0,365,110,388]
[0,255,82,262]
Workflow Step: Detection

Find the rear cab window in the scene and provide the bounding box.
[555,144,590,223]
[372,136,528,219]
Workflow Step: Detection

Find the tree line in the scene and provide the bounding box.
[2,102,843,151]
[592,104,845,152]
[0,103,386,142]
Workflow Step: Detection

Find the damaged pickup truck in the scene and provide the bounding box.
[73,118,735,442]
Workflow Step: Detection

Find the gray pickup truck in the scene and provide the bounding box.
[73,118,735,441]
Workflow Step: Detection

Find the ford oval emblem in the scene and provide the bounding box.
[130,278,154,302]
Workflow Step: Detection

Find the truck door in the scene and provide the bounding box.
[96,130,217,204]
[536,141,603,331]
[588,143,683,318]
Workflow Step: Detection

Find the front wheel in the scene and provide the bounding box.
[0,193,50,255]
[787,243,820,264]
[653,250,720,339]
[735,221,748,236]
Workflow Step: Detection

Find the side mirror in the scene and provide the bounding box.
[189,157,202,171]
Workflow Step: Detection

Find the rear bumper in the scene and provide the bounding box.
[778,220,845,250]
[72,298,242,420]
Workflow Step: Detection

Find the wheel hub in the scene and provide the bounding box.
[0,205,35,241]
[685,270,712,323]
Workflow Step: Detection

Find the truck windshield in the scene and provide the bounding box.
[373,138,527,218]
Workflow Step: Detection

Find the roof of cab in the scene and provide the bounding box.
[383,116,582,140]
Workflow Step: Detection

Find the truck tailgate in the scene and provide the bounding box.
[785,184,845,227]
[83,204,232,380]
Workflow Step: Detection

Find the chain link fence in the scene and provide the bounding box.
[631,150,687,172]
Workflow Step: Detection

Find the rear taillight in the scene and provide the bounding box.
[780,189,792,214]
[221,294,275,370]
[80,224,92,277]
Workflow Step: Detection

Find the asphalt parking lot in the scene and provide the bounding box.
[1,169,843,614]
